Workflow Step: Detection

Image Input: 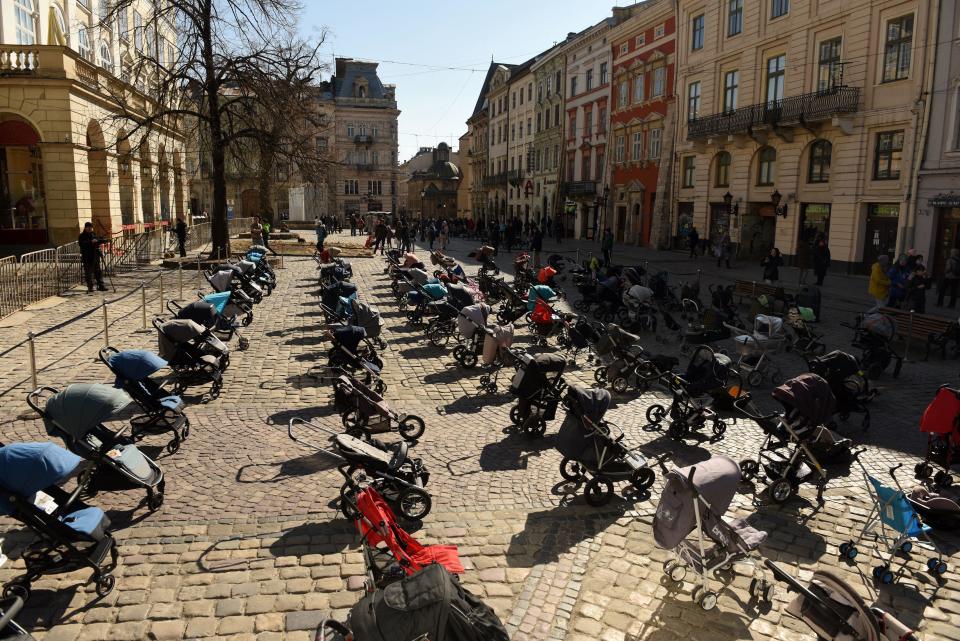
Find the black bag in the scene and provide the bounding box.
[349,564,509,641]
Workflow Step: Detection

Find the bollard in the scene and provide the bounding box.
[158,272,164,314]
[904,310,915,362]
[141,283,147,330]
[197,257,202,289]
[178,263,184,299]
[27,332,37,390]
[697,268,702,290]
[102,296,109,347]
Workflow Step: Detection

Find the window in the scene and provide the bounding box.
[600,62,608,85]
[536,113,542,133]
[766,55,786,104]
[808,140,832,183]
[554,145,559,168]
[511,92,516,109]
[582,152,591,181]
[874,131,904,180]
[511,124,515,141]
[77,27,91,60]
[545,110,550,129]
[569,114,576,138]
[359,123,366,136]
[687,81,701,120]
[372,151,379,166]
[599,106,606,133]
[586,69,594,91]
[134,11,142,52]
[527,118,532,136]
[118,5,128,40]
[692,14,705,50]
[772,0,789,18]
[52,3,67,44]
[632,132,643,160]
[528,83,532,101]
[715,152,731,187]
[652,67,665,97]
[585,109,592,136]
[570,76,578,96]
[817,38,842,91]
[728,0,743,36]
[618,80,629,108]
[655,24,665,39]
[682,156,696,187]
[615,135,625,162]
[723,71,739,112]
[538,83,543,102]
[757,147,776,185]
[344,180,359,195]
[14,0,36,45]
[98,39,112,70]
[371,125,379,138]
[316,137,328,152]
[554,104,560,128]
[346,123,354,137]
[633,73,645,103]
[636,34,646,47]
[620,43,629,56]
[596,150,605,180]
[883,15,913,82]
[649,128,662,159]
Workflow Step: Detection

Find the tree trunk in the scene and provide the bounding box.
[256,144,274,225]
[202,1,229,259]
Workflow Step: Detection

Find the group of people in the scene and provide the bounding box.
[869,250,945,313]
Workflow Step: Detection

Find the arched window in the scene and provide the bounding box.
[99,40,113,71]
[808,140,832,183]
[714,151,731,187]
[14,0,38,45]
[757,147,776,186]
[77,27,92,61]
[51,3,68,44]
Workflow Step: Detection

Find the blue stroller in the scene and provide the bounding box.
[168,294,250,350]
[0,442,119,601]
[98,347,189,454]
[321,281,358,323]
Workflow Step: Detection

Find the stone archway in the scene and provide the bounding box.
[117,135,135,227]
[86,120,112,236]
[139,142,155,224]
[157,145,170,222]
[0,113,47,245]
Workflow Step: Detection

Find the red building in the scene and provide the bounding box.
[608,1,675,245]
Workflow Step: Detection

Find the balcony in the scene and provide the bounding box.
[354,134,373,144]
[566,181,597,197]
[355,164,375,171]
[507,169,523,187]
[483,172,508,188]
[686,86,860,141]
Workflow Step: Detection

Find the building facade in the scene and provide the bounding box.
[673,0,934,271]
[0,0,186,248]
[531,42,568,232]
[405,143,460,221]
[397,144,460,219]
[485,64,513,223]
[456,130,472,219]
[506,63,535,224]
[465,64,494,226]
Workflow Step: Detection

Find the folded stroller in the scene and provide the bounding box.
[646,346,736,440]
[508,353,567,437]
[0,442,119,601]
[327,325,386,394]
[453,303,491,369]
[154,318,229,400]
[839,462,947,584]
[98,347,189,453]
[654,454,773,611]
[915,385,960,486]
[28,385,166,511]
[807,351,875,432]
[556,385,656,506]
[287,418,431,520]
[333,374,426,442]
[767,561,919,641]
[476,323,517,394]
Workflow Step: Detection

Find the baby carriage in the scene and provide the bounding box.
[592,276,626,322]
[526,284,558,312]
[767,561,919,641]
[508,353,567,437]
[735,374,854,504]
[98,347,189,454]
[787,305,825,357]
[351,299,387,350]
[406,281,448,326]
[839,462,947,584]
[472,245,499,276]
[681,307,732,355]
[528,298,565,347]
[476,324,517,394]
[453,303,491,369]
[593,324,663,393]
[0,442,119,601]
[333,374,426,442]
[287,418,432,520]
[648,270,681,311]
[320,281,358,323]
[28,385,166,511]
[560,315,605,365]
[233,257,274,296]
[622,284,658,333]
[208,264,263,305]
[654,455,773,611]
[424,282,476,347]
[513,252,535,292]
[556,385,656,506]
[492,278,528,323]
[154,318,229,400]
[807,350,875,432]
[646,346,735,440]
[169,295,250,349]
[849,312,902,378]
[915,385,960,486]
[728,315,788,388]
[327,325,385,393]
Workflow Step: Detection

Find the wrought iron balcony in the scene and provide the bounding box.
[507,169,523,187]
[686,86,860,141]
[565,181,597,197]
[354,135,373,144]
[483,172,508,188]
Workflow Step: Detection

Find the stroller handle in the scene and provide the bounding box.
[0,595,26,631]
[98,346,120,368]
[732,394,779,421]
[166,299,183,315]
[26,385,60,414]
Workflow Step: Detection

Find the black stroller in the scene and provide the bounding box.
[28,385,166,511]
[99,347,190,454]
[154,318,229,400]
[593,324,676,394]
[168,296,250,350]
[807,350,876,431]
[848,312,902,378]
[425,282,477,348]
[351,299,387,350]
[333,374,426,442]
[319,281,358,323]
[327,325,386,394]
[207,265,263,306]
[646,346,736,440]
[508,353,567,437]
[0,442,119,601]
[556,385,656,506]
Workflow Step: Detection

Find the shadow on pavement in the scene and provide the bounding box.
[506,505,625,567]
[478,432,556,472]
[236,451,338,484]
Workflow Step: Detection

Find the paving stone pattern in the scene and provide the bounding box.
[0,233,957,640]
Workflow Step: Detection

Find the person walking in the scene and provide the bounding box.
[812,236,831,286]
[250,216,264,246]
[795,238,811,285]
[439,220,449,251]
[530,224,544,267]
[174,216,188,257]
[79,222,107,293]
[937,248,960,308]
[887,254,911,308]
[715,233,731,269]
[261,217,276,254]
[761,247,783,284]
[868,254,891,309]
[373,218,388,255]
[601,228,614,266]
[349,215,356,236]
[316,222,327,252]
[688,226,700,259]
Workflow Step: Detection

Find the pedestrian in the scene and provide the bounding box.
[868,254,891,309]
[715,233,731,269]
[78,222,107,293]
[427,221,436,250]
[174,215,188,257]
[688,226,700,259]
[761,247,783,284]
[554,215,563,244]
[795,239,811,285]
[490,222,501,256]
[261,217,276,254]
[887,254,911,308]
[812,236,831,286]
[250,216,264,246]
[348,215,356,236]
[601,227,614,266]
[316,222,327,252]
[530,224,544,267]
[937,248,960,308]
[439,220,449,251]
[908,261,930,314]
[373,218,388,255]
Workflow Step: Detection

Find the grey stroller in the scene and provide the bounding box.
[351,299,387,350]
[654,455,774,611]
[453,303,491,369]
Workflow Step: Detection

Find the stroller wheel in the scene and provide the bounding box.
[452,345,466,361]
[927,558,948,575]
[839,542,858,560]
[769,370,783,386]
[747,371,764,388]
[934,471,954,487]
[646,405,667,426]
[238,337,250,351]
[584,476,614,507]
[631,467,656,491]
[96,573,116,597]
[612,377,629,394]
[739,459,759,481]
[768,479,795,504]
[873,565,895,584]
[667,562,686,583]
[594,368,608,386]
[524,418,547,438]
[694,587,718,611]
[668,422,687,440]
[339,483,360,519]
[374,379,387,395]
[398,488,432,520]
[165,438,181,455]
[915,462,933,479]
[147,491,164,512]
[509,405,525,425]
[712,420,727,437]
[559,458,584,481]
[461,351,478,369]
[342,410,369,431]
[899,541,913,554]
[2,581,29,602]
[398,415,426,441]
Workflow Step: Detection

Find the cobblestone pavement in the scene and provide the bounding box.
[0,233,958,641]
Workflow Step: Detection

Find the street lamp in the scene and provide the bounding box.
[420,189,426,221]
[771,189,788,218]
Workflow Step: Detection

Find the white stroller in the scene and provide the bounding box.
[622,285,657,333]
[476,323,516,394]
[728,314,787,387]
[453,303,491,369]
[654,455,774,611]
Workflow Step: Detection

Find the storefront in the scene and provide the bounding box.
[861,203,900,273]
[739,203,776,260]
[708,202,731,242]
[930,196,960,278]
[674,201,694,249]
[799,203,830,246]
[0,119,47,245]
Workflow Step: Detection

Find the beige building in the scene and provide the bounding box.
[486,64,513,223]
[465,64,493,225]
[673,0,934,271]
[0,0,186,248]
[531,41,570,230]
[457,130,472,219]
[506,62,535,223]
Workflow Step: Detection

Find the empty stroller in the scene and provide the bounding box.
[556,385,656,506]
[169,295,250,349]
[476,323,517,394]
[787,305,825,357]
[808,350,875,431]
[654,454,773,611]
[646,346,736,440]
[154,318,229,400]
[593,324,671,393]
[915,385,960,486]
[351,299,387,350]
[622,284,658,333]
[453,303,491,369]
[839,462,947,584]
[287,418,432,520]
[528,298,565,346]
[98,347,189,453]
[849,312,902,378]
[729,314,787,387]
[327,325,386,394]
[333,374,426,442]
[28,385,166,511]
[0,442,119,601]
[508,353,567,437]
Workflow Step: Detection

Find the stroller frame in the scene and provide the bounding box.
[646,373,728,441]
[334,374,426,442]
[167,298,250,350]
[153,317,227,401]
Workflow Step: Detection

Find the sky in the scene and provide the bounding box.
[299,1,623,163]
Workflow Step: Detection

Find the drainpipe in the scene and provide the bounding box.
[901,0,940,255]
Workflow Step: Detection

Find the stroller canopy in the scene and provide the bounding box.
[446,282,476,309]
[810,351,861,381]
[351,300,384,336]
[533,353,566,374]
[458,303,490,339]
[333,325,367,353]
[107,350,167,384]
[755,314,785,338]
[527,285,557,311]
[772,374,836,426]
[161,319,206,343]
[920,387,960,439]
[625,285,654,305]
[609,324,640,349]
[654,455,741,550]
[408,267,430,285]
[45,384,131,440]
[623,266,646,286]
[184,299,221,322]
[862,313,896,341]
[567,384,611,422]
[0,442,85,515]
[209,269,233,293]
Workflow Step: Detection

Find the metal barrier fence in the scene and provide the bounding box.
[0,257,19,318]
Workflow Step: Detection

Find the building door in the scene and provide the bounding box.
[799,203,830,246]
[741,204,775,260]
[676,201,694,249]
[615,205,626,242]
[932,208,960,279]
[862,204,900,273]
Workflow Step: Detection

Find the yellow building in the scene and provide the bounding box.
[0,0,186,249]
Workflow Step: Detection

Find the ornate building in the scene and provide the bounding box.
[531,41,570,232]
[485,63,513,224]
[405,143,460,220]
[506,61,535,223]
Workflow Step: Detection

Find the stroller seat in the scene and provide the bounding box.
[335,435,407,472]
[726,517,767,551]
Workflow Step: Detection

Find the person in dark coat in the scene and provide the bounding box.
[79,222,107,292]
[530,225,544,267]
[174,216,188,257]
[761,247,783,284]
[812,236,831,286]
[601,228,614,266]
[688,227,700,259]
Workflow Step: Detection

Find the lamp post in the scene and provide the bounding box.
[420,189,426,221]
[771,189,788,218]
